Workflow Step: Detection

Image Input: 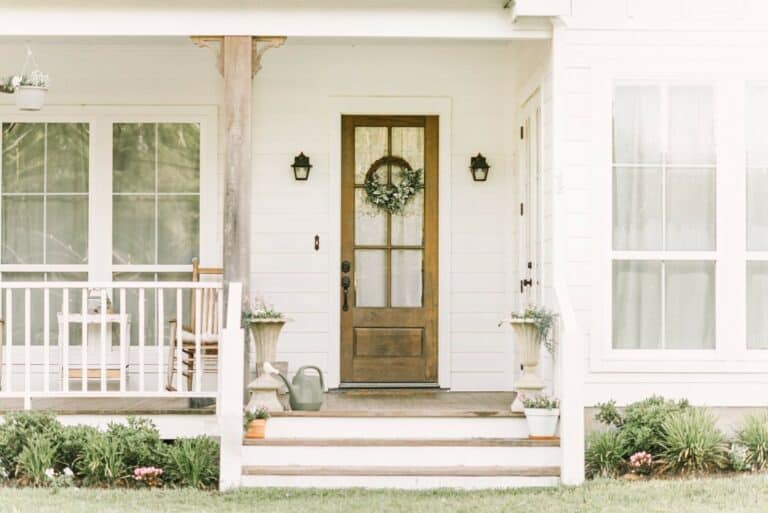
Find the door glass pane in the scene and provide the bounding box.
[113,196,155,265]
[2,123,44,193]
[47,196,88,264]
[747,168,768,250]
[391,250,422,307]
[355,189,387,245]
[391,127,424,169]
[665,261,715,349]
[612,261,662,349]
[612,167,662,250]
[747,262,768,349]
[113,123,156,193]
[2,197,44,264]
[613,85,662,164]
[666,168,715,250]
[391,169,424,246]
[667,86,715,165]
[158,123,200,193]
[158,197,199,264]
[355,250,386,307]
[354,127,388,184]
[46,123,89,193]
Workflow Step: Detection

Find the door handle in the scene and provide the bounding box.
[341,275,351,311]
[520,278,533,293]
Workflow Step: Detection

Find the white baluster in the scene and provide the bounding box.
[157,288,164,393]
[176,288,183,392]
[62,289,69,392]
[100,288,107,392]
[5,289,12,393]
[23,288,31,409]
[43,288,50,393]
[195,287,202,393]
[81,289,87,392]
[139,288,145,392]
[119,288,127,393]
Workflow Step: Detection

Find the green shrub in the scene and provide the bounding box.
[56,424,99,477]
[659,408,728,474]
[16,434,57,486]
[79,431,131,486]
[0,412,62,478]
[164,436,219,489]
[585,430,626,478]
[105,417,165,469]
[595,396,690,457]
[736,412,768,471]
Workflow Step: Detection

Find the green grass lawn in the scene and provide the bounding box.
[1,475,767,513]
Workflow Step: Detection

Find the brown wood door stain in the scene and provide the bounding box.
[340,115,438,384]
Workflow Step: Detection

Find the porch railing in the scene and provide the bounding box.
[0,281,238,408]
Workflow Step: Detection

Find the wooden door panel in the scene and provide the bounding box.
[340,115,438,384]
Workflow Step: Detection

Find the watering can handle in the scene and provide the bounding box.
[295,365,325,390]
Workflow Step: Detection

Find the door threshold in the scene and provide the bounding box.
[337,383,441,389]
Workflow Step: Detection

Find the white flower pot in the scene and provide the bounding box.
[524,408,560,438]
[15,86,47,111]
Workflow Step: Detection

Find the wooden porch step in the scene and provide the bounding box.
[242,465,560,477]
[243,437,558,447]
[270,410,523,418]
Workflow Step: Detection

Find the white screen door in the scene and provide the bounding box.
[519,93,542,305]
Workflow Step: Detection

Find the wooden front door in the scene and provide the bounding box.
[340,115,438,385]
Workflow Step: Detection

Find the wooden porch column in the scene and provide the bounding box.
[222,36,253,301]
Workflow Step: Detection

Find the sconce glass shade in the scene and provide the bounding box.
[470,153,490,182]
[292,152,312,181]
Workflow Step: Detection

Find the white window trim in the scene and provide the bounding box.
[0,105,220,282]
[590,69,768,374]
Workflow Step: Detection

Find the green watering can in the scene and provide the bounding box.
[278,366,325,411]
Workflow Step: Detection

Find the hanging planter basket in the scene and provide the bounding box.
[1,44,50,111]
[15,85,47,111]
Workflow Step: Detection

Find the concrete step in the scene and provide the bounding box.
[240,465,560,490]
[242,438,560,468]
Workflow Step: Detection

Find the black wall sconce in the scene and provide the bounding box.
[470,153,490,182]
[292,152,312,181]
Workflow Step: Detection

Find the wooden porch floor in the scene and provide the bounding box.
[0,391,518,416]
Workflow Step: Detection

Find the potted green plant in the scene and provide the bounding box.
[243,296,288,374]
[244,405,271,439]
[522,395,560,439]
[1,71,50,111]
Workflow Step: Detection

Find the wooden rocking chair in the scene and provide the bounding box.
[166,258,224,391]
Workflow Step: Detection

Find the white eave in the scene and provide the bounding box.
[0,0,553,39]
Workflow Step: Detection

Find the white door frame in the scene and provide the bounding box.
[518,90,543,307]
[326,96,452,390]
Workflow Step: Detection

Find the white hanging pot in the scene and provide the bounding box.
[15,86,47,111]
[524,408,560,438]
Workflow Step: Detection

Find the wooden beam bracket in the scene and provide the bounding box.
[191,36,286,77]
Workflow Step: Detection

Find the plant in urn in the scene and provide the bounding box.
[244,296,288,412]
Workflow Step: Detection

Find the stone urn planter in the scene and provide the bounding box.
[249,318,286,372]
[508,318,547,412]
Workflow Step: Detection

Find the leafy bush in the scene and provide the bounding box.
[164,436,219,489]
[658,408,728,474]
[585,430,626,478]
[105,417,165,469]
[736,413,768,471]
[56,424,99,477]
[730,443,751,472]
[595,396,690,457]
[16,434,57,486]
[79,431,131,486]
[0,412,62,478]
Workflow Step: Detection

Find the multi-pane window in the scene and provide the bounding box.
[746,85,768,348]
[1,123,89,265]
[611,84,716,349]
[112,123,200,266]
